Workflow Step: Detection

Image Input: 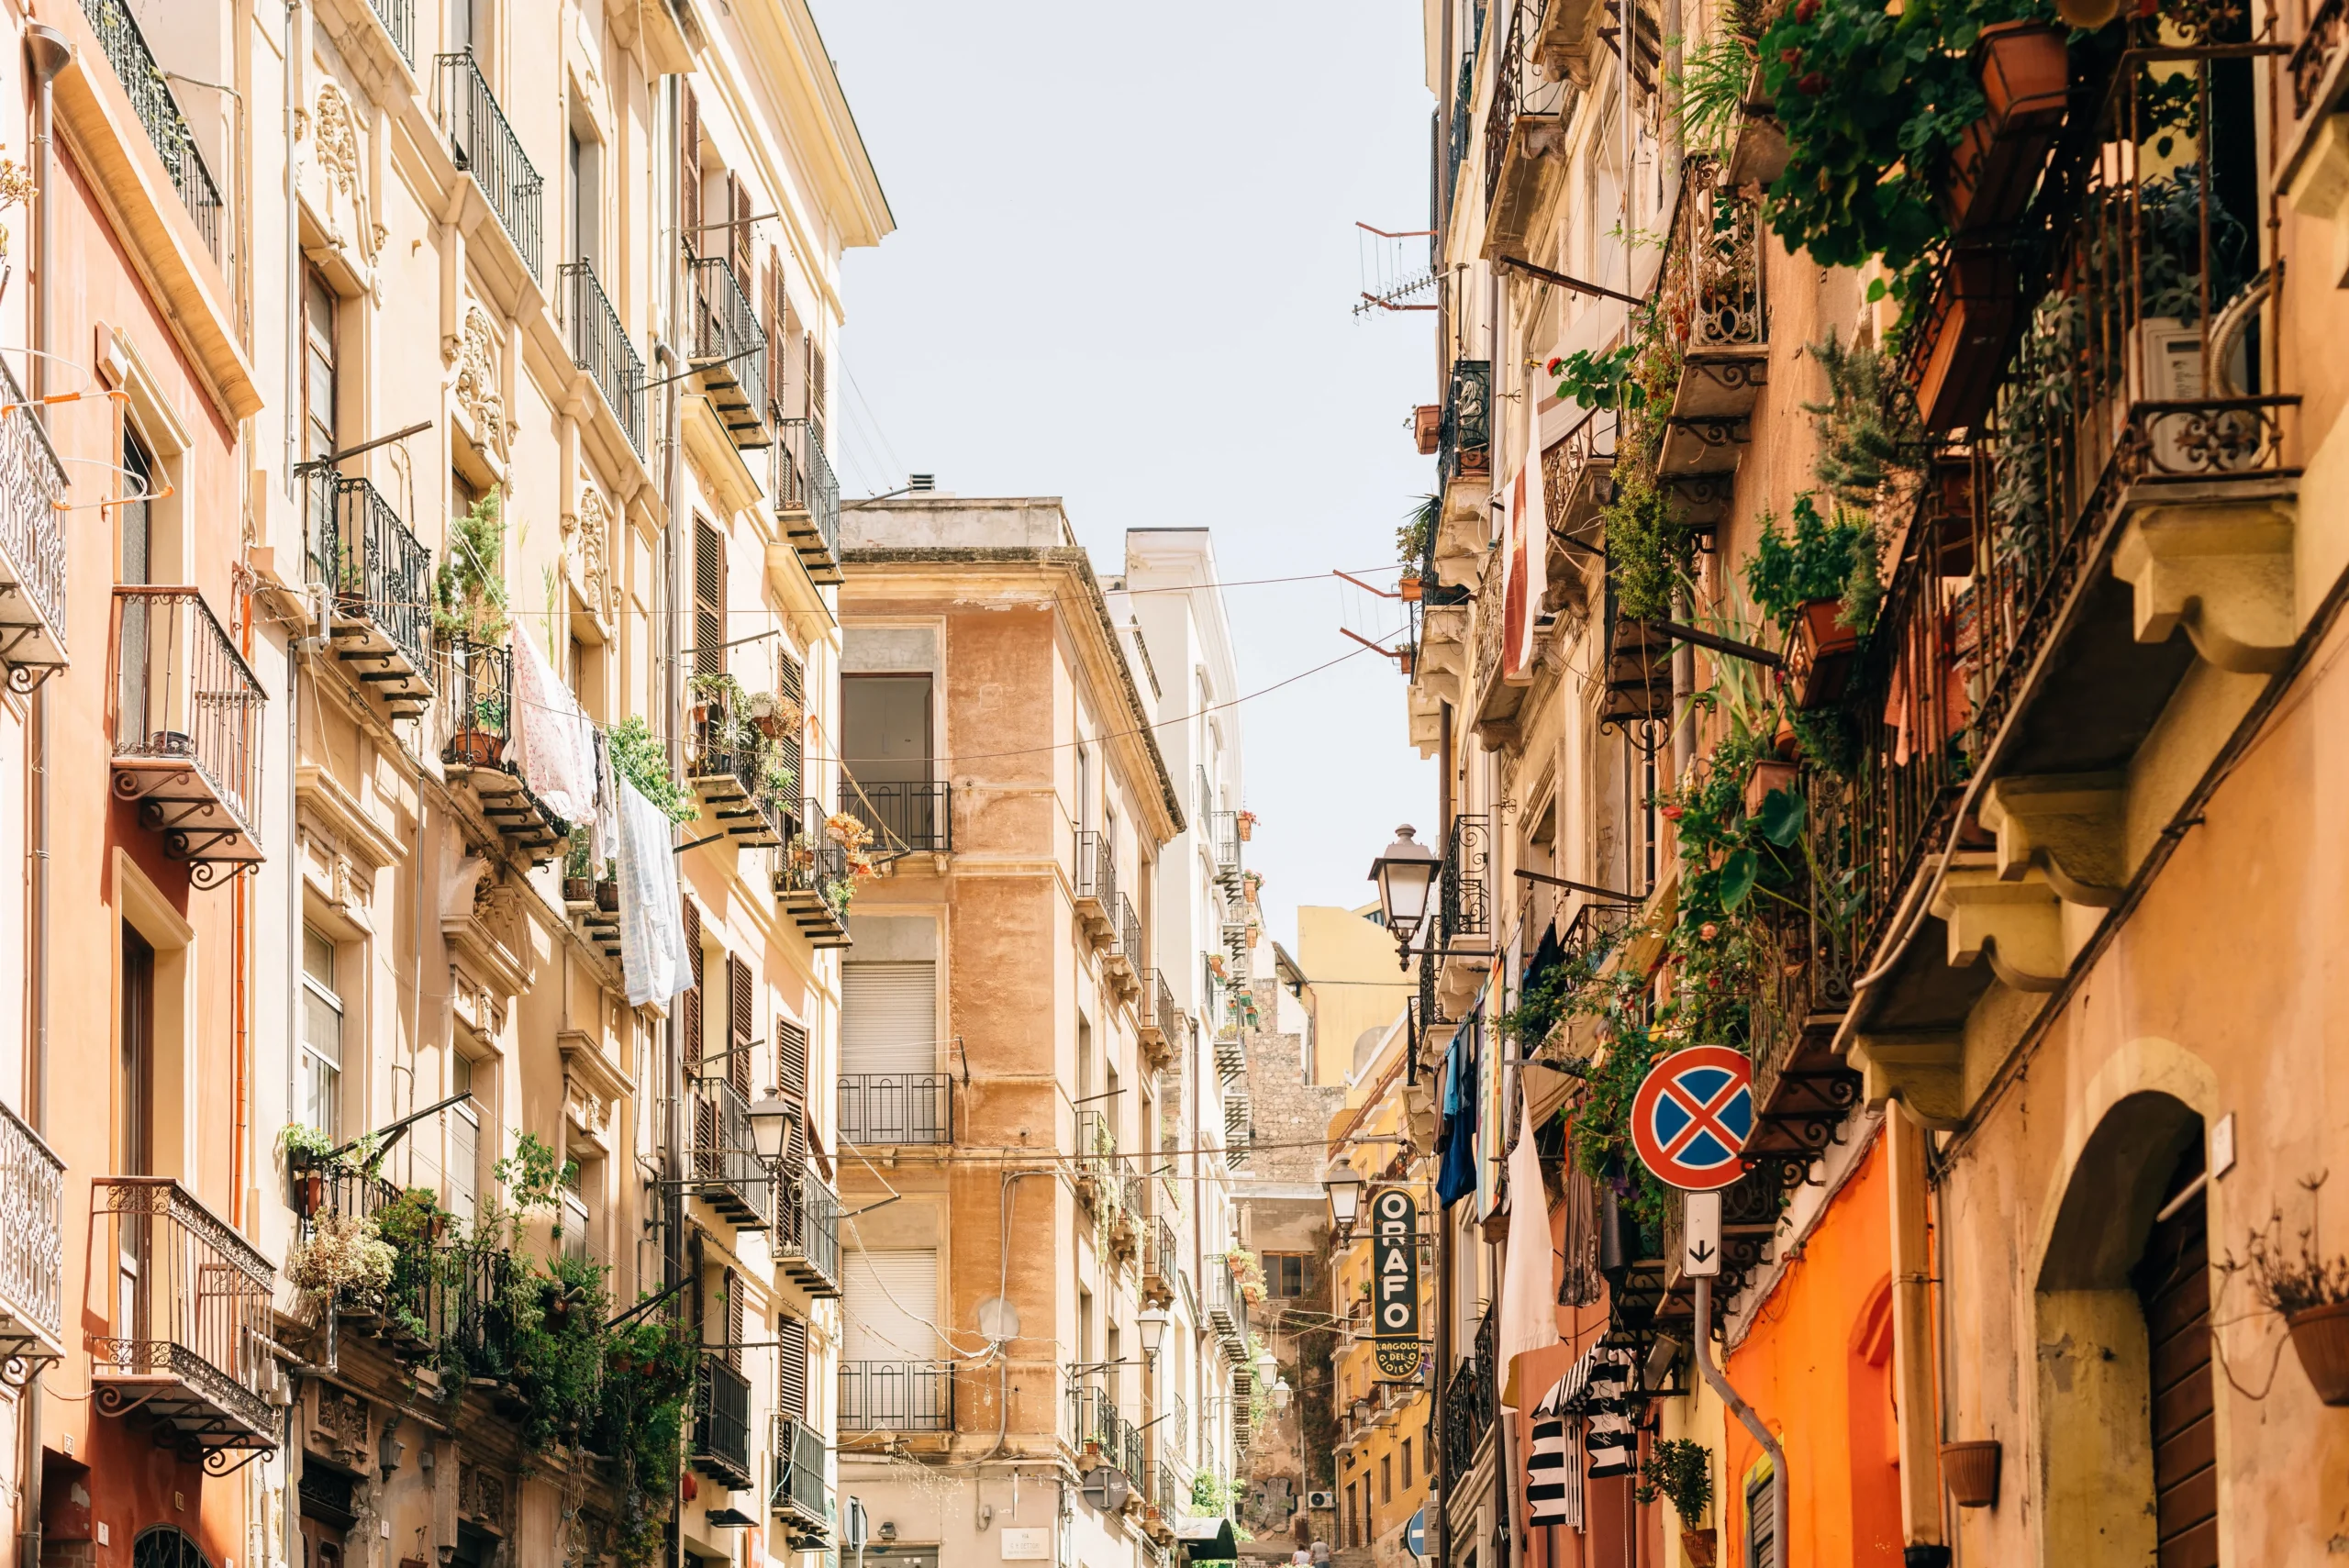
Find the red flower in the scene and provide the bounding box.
[1795,0,1819,20]
[1798,71,1830,94]
[1780,46,1803,63]
[1545,356,1564,374]
[1661,804,1685,821]
[1699,922,1720,941]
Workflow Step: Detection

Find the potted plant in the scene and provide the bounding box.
[433,494,512,647]
[1236,810,1257,842]
[1937,22,2070,235]
[1940,1439,2001,1507]
[448,694,507,768]
[1635,1439,1715,1564]
[1911,245,2021,432]
[2235,1205,2349,1406]
[1743,497,1874,709]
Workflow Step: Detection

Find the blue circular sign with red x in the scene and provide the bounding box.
[1630,1045,1753,1191]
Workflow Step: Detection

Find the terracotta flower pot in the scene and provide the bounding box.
[2287,1300,2349,1405]
[564,876,594,904]
[302,1172,324,1217]
[1680,1528,1719,1568]
[596,880,619,913]
[1743,759,1799,818]
[1414,404,1443,455]
[1940,1440,2001,1507]
[1939,24,2067,233]
[1400,576,1425,603]
[448,728,505,768]
[1911,247,2021,433]
[1773,710,1800,762]
[1784,600,1863,709]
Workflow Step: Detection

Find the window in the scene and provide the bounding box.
[842,673,933,785]
[1266,1252,1312,1298]
[120,428,156,586]
[1380,1453,1392,1504]
[305,271,338,472]
[561,1162,590,1266]
[1744,1464,1776,1568]
[299,928,343,1137]
[694,517,725,677]
[1401,1438,1413,1488]
[565,116,600,273]
[448,0,478,54]
[450,1052,479,1225]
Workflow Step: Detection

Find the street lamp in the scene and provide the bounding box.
[1253,1346,1277,1386]
[747,1090,796,1165]
[1138,1305,1170,1362]
[1270,1375,1292,1414]
[1369,825,1440,969]
[1322,1161,1365,1231]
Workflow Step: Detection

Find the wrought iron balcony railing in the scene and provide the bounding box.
[1209,811,1243,884]
[1439,813,1490,944]
[367,0,414,64]
[685,247,769,447]
[839,777,952,854]
[110,588,267,884]
[774,1166,842,1296]
[692,1075,774,1230]
[438,51,542,276]
[771,1413,833,1533]
[1108,893,1143,972]
[435,637,568,859]
[692,1352,755,1489]
[559,259,646,457]
[1440,1306,1497,1473]
[0,1101,62,1368]
[838,1073,952,1145]
[688,681,788,848]
[1206,1257,1248,1353]
[775,418,841,584]
[1074,828,1118,912]
[309,473,434,715]
[1437,359,1491,491]
[81,0,226,261]
[841,1360,952,1432]
[1484,4,1571,225]
[1137,968,1178,1047]
[91,1177,276,1457]
[0,353,69,686]
[774,813,854,950]
[1168,1390,1190,1462]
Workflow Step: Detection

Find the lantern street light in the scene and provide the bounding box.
[1270,1375,1293,1413]
[1138,1305,1170,1362]
[1369,825,1441,970]
[747,1090,796,1165]
[1322,1161,1365,1232]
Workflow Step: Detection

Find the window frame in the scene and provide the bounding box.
[298,925,345,1139]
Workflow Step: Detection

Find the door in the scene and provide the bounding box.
[2134,1147,2216,1568]
[841,1249,939,1429]
[841,961,938,1141]
[117,927,154,1356]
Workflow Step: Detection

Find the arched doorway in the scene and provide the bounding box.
[132,1527,214,1568]
[2032,1091,2210,1568]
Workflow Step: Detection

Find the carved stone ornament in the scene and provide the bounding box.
[457,1462,511,1535]
[453,306,507,452]
[311,1385,371,1470]
[313,83,362,201]
[568,482,616,620]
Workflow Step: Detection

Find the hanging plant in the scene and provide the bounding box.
[287,1210,396,1299]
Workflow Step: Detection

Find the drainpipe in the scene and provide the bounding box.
[18,27,69,1568]
[1693,1276,1786,1566]
[1887,1109,1946,1562]
[659,72,689,1568]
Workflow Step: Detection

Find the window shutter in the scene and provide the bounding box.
[730,176,753,293]
[776,1314,810,1422]
[763,248,785,423]
[728,954,754,1095]
[783,296,806,417]
[776,1014,808,1099]
[775,646,805,795]
[695,517,724,677]
[682,899,705,1079]
[807,338,829,447]
[726,1266,745,1371]
[841,1249,939,1363]
[679,83,701,250]
[842,962,937,1078]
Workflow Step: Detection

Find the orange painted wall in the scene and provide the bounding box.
[1720,1133,1905,1568]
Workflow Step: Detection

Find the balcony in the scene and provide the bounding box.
[309,473,434,718]
[0,358,70,688]
[691,1076,774,1230]
[685,248,769,450]
[1438,813,1491,951]
[80,0,226,261]
[1141,1216,1180,1309]
[1074,1108,1116,1210]
[1206,1258,1248,1355]
[1074,828,1118,940]
[110,588,267,885]
[774,813,854,950]
[1481,4,1570,259]
[1598,566,1674,731]
[438,51,542,277]
[688,684,789,850]
[436,638,567,862]
[1436,359,1491,531]
[1136,969,1178,1066]
[1831,50,2294,1095]
[1223,1087,1252,1167]
[838,1073,952,1145]
[91,1177,276,1460]
[365,0,414,66]
[559,259,646,458]
[774,1167,842,1296]
[839,777,952,856]
[692,1352,755,1490]
[775,418,842,585]
[1467,547,1524,745]
[771,1414,834,1542]
[0,1102,63,1373]
[1103,893,1142,992]
[1542,409,1616,596]
[841,1360,952,1432]
[1655,172,1767,491]
[1440,1307,1497,1475]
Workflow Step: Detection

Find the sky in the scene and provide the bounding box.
[812,0,1442,954]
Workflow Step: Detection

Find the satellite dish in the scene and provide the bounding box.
[975,1296,1020,1343]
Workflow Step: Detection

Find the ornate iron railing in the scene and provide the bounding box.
[774,1166,841,1288]
[1167,1390,1190,1462]
[1144,1215,1180,1283]
[1210,812,1244,881]
[1113,893,1144,967]
[1470,545,1506,710]
[438,51,542,276]
[560,259,645,457]
[1438,359,1491,490]
[838,1073,952,1145]
[436,636,514,762]
[694,1352,754,1484]
[692,1075,775,1230]
[1441,1305,1497,1474]
[311,474,434,679]
[1440,813,1491,942]
[1443,52,1475,224]
[841,1360,952,1431]
[110,587,267,840]
[1484,5,1572,211]
[90,1177,276,1446]
[685,249,768,427]
[0,1101,62,1358]
[0,352,69,682]
[1659,174,1766,356]
[840,778,952,853]
[1139,968,1179,1038]
[368,0,414,63]
[81,0,225,260]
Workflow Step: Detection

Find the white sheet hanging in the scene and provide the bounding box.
[511,629,598,827]
[618,775,691,1006]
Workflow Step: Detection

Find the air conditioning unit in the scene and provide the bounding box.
[1307,1491,1336,1512]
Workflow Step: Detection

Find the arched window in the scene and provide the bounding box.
[132,1527,214,1568]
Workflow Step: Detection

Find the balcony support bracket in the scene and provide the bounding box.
[2111,500,2297,674]
[1847,1031,1969,1129]
[1929,865,2066,992]
[1978,773,2128,907]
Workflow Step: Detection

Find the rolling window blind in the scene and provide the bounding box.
[841,962,936,1078]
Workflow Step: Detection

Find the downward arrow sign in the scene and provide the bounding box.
[1688,1240,1715,1263]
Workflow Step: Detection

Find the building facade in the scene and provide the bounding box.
[1389,0,2349,1567]
[0,0,887,1564]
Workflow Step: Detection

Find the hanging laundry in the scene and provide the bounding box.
[1498,1095,1563,1407]
[618,774,691,1006]
[1528,1369,1585,1529]
[1437,1030,1479,1207]
[511,628,599,827]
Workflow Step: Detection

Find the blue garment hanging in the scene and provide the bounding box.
[1437,1024,1480,1207]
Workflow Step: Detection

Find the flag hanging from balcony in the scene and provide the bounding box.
[1503,442,1547,680]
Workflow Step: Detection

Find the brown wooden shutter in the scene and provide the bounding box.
[725,1266,745,1371]
[682,897,705,1071]
[807,337,828,447]
[679,83,702,252]
[694,517,724,676]
[2134,1155,2216,1568]
[776,1314,809,1423]
[782,296,805,417]
[730,176,753,295]
[763,248,785,424]
[776,1014,808,1100]
[728,953,754,1095]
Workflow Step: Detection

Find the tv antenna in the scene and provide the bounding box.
[1354,223,1442,316]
